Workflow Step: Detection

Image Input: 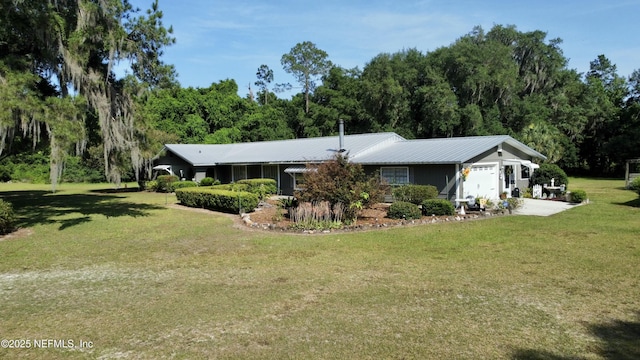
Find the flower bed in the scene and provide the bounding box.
[242,199,504,233]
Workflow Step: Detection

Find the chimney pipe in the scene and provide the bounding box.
[339,119,345,152]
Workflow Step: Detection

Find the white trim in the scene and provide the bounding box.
[455,163,461,199]
[503,159,539,170]
[153,165,173,175]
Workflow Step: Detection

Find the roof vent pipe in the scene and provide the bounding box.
[339,118,345,152]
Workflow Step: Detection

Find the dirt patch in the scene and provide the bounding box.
[0,228,34,242]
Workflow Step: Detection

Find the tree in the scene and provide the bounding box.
[0,0,176,188]
[296,154,385,222]
[255,64,274,105]
[281,41,333,114]
[580,55,628,174]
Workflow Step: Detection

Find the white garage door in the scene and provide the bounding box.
[463,164,498,199]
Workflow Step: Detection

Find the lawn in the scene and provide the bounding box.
[0,179,638,359]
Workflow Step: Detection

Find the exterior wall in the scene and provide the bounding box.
[193,167,207,182]
[280,166,295,196]
[154,154,193,180]
[411,164,457,200]
[279,163,308,196]
[464,143,538,197]
[363,164,457,201]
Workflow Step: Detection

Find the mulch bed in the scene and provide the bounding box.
[239,200,506,234]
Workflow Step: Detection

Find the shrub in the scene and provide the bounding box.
[175,188,259,214]
[497,197,523,210]
[422,199,455,216]
[288,201,344,230]
[237,178,278,199]
[156,175,179,192]
[145,180,158,192]
[209,183,253,192]
[296,154,385,221]
[0,199,16,235]
[388,201,422,220]
[630,177,640,197]
[530,163,569,188]
[61,155,105,183]
[6,152,50,183]
[392,184,438,205]
[199,177,217,186]
[172,181,198,190]
[570,189,587,203]
[278,197,298,209]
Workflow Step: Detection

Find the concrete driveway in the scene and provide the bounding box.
[513,198,583,216]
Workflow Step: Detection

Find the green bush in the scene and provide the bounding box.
[172,181,198,190]
[5,151,50,183]
[199,177,217,186]
[144,180,158,191]
[630,177,640,196]
[156,175,179,192]
[175,188,259,214]
[422,199,455,216]
[278,197,298,209]
[61,155,105,183]
[0,199,16,235]
[392,184,438,205]
[530,163,569,188]
[211,183,251,192]
[570,189,587,203]
[0,163,12,182]
[237,178,278,198]
[388,201,422,220]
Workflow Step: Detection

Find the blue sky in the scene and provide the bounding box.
[129,0,640,97]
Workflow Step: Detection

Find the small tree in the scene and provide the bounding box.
[0,199,16,235]
[295,154,384,222]
[530,163,569,187]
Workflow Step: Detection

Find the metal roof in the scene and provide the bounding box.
[164,132,404,166]
[163,133,546,167]
[351,135,547,164]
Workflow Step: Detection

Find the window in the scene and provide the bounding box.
[521,165,530,179]
[380,167,409,185]
[293,173,305,190]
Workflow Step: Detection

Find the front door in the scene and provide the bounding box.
[504,165,515,196]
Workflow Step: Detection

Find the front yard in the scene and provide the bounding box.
[0,178,638,359]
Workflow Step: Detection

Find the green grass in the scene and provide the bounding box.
[0,179,638,359]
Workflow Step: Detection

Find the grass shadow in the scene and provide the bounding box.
[0,190,165,230]
[587,312,640,360]
[614,197,640,208]
[511,312,640,360]
[510,349,581,360]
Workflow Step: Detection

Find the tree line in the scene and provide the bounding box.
[1,1,638,186]
[149,25,640,177]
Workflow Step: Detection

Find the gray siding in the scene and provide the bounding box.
[412,164,457,200]
[155,154,192,180]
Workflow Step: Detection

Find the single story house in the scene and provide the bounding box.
[155,130,546,201]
